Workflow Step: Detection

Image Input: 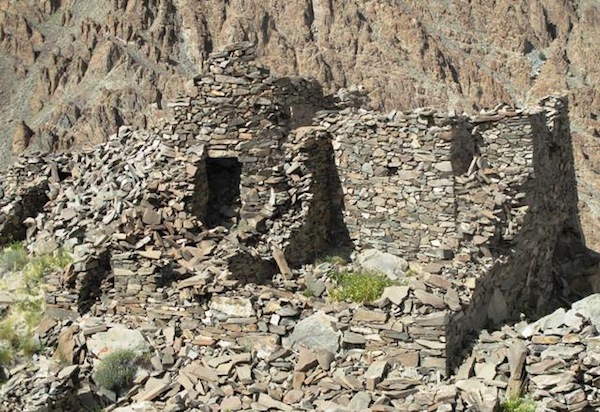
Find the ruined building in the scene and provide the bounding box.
[0,42,590,374]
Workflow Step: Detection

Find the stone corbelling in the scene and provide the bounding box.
[0,42,585,376]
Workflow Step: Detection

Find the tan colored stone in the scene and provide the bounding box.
[295,347,318,372]
[12,121,34,155]
[54,325,78,364]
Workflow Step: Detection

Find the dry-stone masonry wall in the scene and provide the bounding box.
[308,94,580,373]
[0,42,586,377]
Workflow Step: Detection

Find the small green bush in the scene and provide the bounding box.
[329,270,394,303]
[95,350,139,394]
[0,344,14,366]
[0,307,44,365]
[20,336,41,356]
[302,285,316,298]
[0,318,19,347]
[501,396,536,412]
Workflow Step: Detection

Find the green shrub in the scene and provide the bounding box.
[0,345,13,366]
[95,350,139,394]
[0,318,19,347]
[501,396,536,412]
[0,243,29,273]
[0,306,44,365]
[302,285,316,298]
[329,270,394,303]
[20,336,41,356]
[22,249,73,285]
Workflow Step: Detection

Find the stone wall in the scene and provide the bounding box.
[161,43,583,375]
[447,96,582,368]
[0,157,56,244]
[301,95,581,373]
[321,109,465,260]
[3,129,212,315]
[318,99,578,270]
[166,41,341,270]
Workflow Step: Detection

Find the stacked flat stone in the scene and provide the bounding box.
[320,108,462,260]
[3,272,600,411]
[0,154,71,243]
[0,43,585,388]
[6,127,210,315]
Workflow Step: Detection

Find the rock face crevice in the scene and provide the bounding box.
[0,43,594,378]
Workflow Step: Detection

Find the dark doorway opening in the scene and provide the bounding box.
[206,157,242,228]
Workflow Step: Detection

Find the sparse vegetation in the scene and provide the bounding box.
[21,248,72,286]
[94,349,139,394]
[302,285,316,298]
[501,396,536,412]
[0,244,72,365]
[0,242,29,273]
[315,253,348,266]
[328,270,395,303]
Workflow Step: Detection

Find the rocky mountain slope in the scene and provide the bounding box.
[2,0,600,247]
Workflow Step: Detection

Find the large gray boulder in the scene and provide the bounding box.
[87,326,150,359]
[572,293,600,329]
[357,249,408,280]
[283,311,341,354]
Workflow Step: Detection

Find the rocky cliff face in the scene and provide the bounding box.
[1,0,600,244]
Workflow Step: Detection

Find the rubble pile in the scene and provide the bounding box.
[2,264,600,411]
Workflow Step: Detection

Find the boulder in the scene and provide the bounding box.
[12,121,34,155]
[87,326,150,359]
[572,293,600,328]
[357,249,408,280]
[284,311,341,353]
[210,296,255,318]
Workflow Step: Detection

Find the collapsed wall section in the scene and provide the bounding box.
[20,129,211,316]
[0,156,71,245]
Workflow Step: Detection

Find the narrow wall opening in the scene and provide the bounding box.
[206,157,242,229]
[76,250,112,314]
[0,183,49,245]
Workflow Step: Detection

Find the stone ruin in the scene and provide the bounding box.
[0,41,592,376]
